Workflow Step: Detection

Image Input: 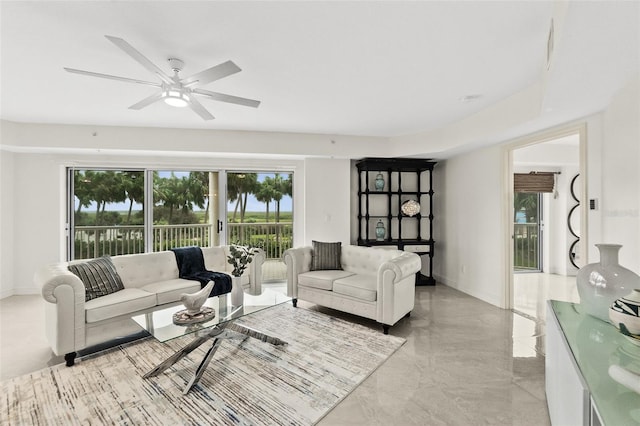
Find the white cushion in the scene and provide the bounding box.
[333,274,377,302]
[340,245,403,276]
[201,247,231,274]
[141,279,201,305]
[85,288,156,323]
[111,251,178,288]
[298,270,355,290]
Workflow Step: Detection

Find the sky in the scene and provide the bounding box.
[74,171,293,213]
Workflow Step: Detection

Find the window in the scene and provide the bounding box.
[152,170,220,250]
[70,169,144,259]
[68,167,294,276]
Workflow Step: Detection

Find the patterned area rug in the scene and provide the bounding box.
[1,304,405,425]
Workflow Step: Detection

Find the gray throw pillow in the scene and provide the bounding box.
[68,256,125,302]
[311,241,342,271]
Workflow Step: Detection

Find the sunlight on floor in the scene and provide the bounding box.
[513,272,579,322]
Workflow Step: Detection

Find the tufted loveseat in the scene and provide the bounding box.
[283,244,421,334]
[35,246,265,366]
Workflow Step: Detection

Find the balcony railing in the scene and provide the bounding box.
[73,222,293,260]
[514,223,539,271]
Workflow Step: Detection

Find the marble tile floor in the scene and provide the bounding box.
[1,283,551,425]
[513,272,579,323]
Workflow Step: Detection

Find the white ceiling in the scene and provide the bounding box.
[1,1,638,151]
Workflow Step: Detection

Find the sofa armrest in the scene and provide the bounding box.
[282,247,313,298]
[376,252,421,326]
[35,263,87,356]
[378,252,422,284]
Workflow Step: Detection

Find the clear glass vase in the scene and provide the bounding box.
[577,244,640,322]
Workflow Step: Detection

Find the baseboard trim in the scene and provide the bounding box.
[0,287,40,300]
[0,289,14,300]
[432,274,503,309]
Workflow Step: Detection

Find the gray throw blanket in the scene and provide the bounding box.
[170,246,232,296]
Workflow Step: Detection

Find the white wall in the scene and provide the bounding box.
[0,149,15,298]
[432,75,639,308]
[1,120,390,159]
[303,158,351,245]
[432,144,506,307]
[599,76,640,272]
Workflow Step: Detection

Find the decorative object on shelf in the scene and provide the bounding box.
[577,243,640,322]
[374,173,385,191]
[180,281,214,315]
[230,276,244,307]
[401,200,421,217]
[375,220,385,241]
[610,289,640,336]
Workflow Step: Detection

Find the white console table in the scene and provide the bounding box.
[546,300,640,425]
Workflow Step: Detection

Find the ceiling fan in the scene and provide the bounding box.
[64,35,260,120]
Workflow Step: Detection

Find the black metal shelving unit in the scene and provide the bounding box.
[356,158,437,286]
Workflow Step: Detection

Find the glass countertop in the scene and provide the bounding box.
[132,288,291,343]
[550,300,640,425]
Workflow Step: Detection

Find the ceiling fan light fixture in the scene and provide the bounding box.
[163,89,189,107]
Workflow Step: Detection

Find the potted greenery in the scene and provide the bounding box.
[227,244,259,277]
[227,244,259,306]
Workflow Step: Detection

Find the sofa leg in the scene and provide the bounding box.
[292,298,298,308]
[405,311,411,318]
[64,352,76,367]
[383,325,390,335]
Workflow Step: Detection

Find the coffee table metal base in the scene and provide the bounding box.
[143,321,287,395]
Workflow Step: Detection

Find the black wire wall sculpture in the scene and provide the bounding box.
[568,174,580,269]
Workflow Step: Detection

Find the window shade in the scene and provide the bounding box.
[514,172,555,193]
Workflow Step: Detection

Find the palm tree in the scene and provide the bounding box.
[255,178,277,222]
[122,171,144,224]
[92,171,126,225]
[514,193,539,223]
[272,173,292,223]
[155,173,183,223]
[190,172,210,220]
[227,173,258,223]
[74,170,93,215]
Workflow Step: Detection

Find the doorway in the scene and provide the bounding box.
[514,192,543,272]
[506,128,586,320]
[225,172,293,281]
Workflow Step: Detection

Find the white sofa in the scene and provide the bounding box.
[35,246,265,366]
[283,244,421,334]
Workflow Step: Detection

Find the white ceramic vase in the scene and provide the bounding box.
[610,289,640,336]
[230,276,244,307]
[577,244,640,322]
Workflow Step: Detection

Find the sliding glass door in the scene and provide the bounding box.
[69,169,145,259]
[68,168,293,276]
[152,170,221,251]
[226,172,293,281]
[514,193,543,271]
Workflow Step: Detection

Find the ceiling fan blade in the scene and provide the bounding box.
[64,68,161,87]
[128,92,164,110]
[192,89,261,108]
[105,35,173,85]
[188,96,214,120]
[182,60,241,86]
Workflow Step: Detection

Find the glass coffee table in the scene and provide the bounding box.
[132,288,291,394]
